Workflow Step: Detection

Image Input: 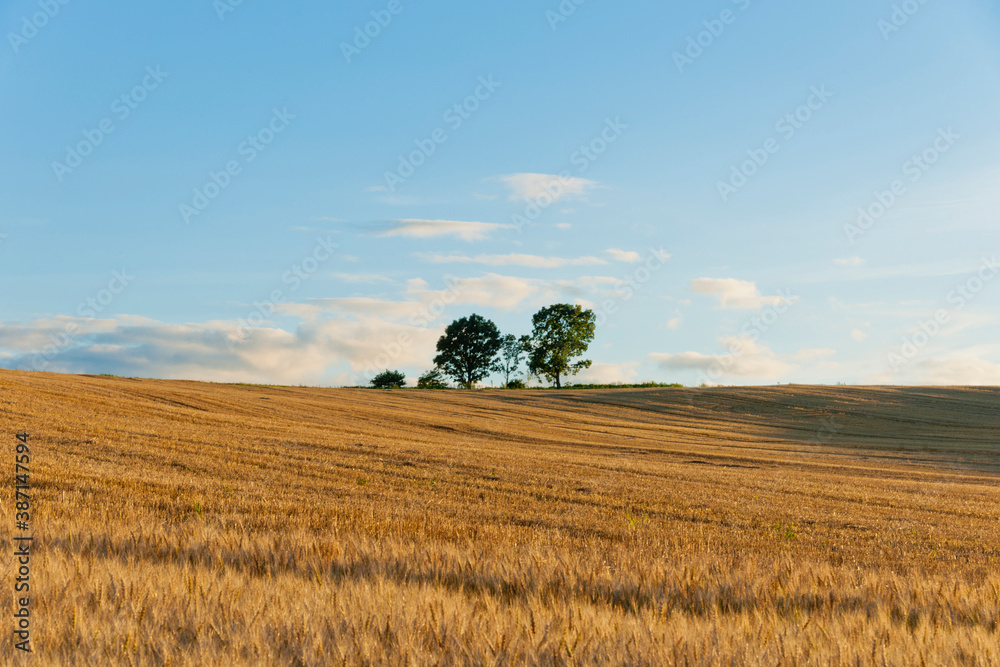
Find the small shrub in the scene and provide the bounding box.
[417,368,449,389]
[773,522,797,541]
[506,379,527,389]
[625,510,650,530]
[370,370,406,389]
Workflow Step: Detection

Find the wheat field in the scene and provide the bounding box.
[0,369,998,665]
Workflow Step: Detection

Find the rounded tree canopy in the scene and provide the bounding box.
[527,304,596,388]
[433,314,503,388]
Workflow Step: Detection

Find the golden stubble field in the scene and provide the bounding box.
[0,369,998,665]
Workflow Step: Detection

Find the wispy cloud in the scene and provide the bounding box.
[574,361,640,384]
[910,354,1000,385]
[605,248,642,263]
[870,347,1000,386]
[415,253,606,268]
[331,273,393,284]
[690,279,792,310]
[493,173,598,202]
[404,274,558,311]
[649,337,794,379]
[379,219,512,241]
[650,335,837,383]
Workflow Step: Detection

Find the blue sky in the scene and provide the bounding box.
[2,0,999,386]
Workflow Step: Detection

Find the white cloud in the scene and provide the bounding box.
[573,362,640,385]
[605,248,642,263]
[885,353,1000,386]
[690,278,792,310]
[851,328,868,342]
[916,356,1000,385]
[555,223,572,231]
[331,273,393,284]
[649,335,804,380]
[2,264,754,387]
[415,253,606,269]
[0,307,446,387]
[835,257,864,266]
[936,310,1000,337]
[666,317,681,330]
[494,173,598,202]
[296,297,423,321]
[0,318,350,385]
[379,219,512,241]
[406,273,557,311]
[402,272,638,314]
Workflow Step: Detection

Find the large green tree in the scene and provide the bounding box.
[527,304,596,388]
[433,314,503,389]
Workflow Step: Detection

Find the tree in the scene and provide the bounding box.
[433,314,503,389]
[494,334,531,387]
[527,304,596,388]
[417,368,449,389]
[370,369,406,389]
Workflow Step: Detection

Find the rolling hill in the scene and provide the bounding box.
[1,370,997,665]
